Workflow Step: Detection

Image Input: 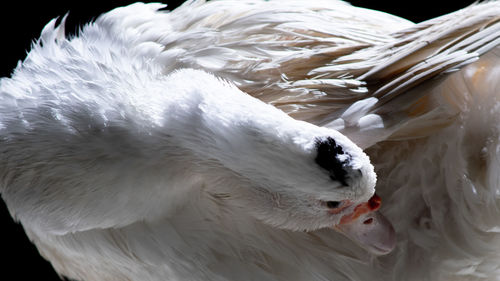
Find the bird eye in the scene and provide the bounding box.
[326,201,341,209]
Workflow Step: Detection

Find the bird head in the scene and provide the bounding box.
[201,105,396,255]
[165,69,396,255]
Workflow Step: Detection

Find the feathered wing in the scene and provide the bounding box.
[99,0,412,120]
[102,0,499,148]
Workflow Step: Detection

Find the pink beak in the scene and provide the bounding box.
[333,194,396,255]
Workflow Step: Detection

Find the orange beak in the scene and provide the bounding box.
[339,193,381,224]
[332,194,396,255]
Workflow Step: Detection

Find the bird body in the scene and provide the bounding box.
[1,1,499,280]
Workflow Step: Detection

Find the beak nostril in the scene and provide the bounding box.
[363,218,374,224]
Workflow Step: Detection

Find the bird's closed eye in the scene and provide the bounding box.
[326,201,341,209]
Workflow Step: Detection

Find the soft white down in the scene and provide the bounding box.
[0,1,499,280]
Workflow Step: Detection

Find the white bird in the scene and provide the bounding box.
[0,0,499,280]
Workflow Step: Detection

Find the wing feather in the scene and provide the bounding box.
[98,0,499,147]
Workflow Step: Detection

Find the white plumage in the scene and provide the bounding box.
[1,0,499,280]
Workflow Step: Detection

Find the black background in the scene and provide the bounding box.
[0,1,474,280]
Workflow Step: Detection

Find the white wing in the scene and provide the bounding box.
[100,0,499,148]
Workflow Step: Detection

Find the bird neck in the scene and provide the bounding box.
[159,69,325,188]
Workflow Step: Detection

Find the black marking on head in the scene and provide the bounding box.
[315,137,349,186]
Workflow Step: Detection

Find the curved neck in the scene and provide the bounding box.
[161,70,328,188]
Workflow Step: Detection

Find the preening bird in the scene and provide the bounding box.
[0,0,499,280]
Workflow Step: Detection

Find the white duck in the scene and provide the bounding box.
[1,1,499,280]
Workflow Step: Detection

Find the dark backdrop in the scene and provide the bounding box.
[0,1,474,280]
